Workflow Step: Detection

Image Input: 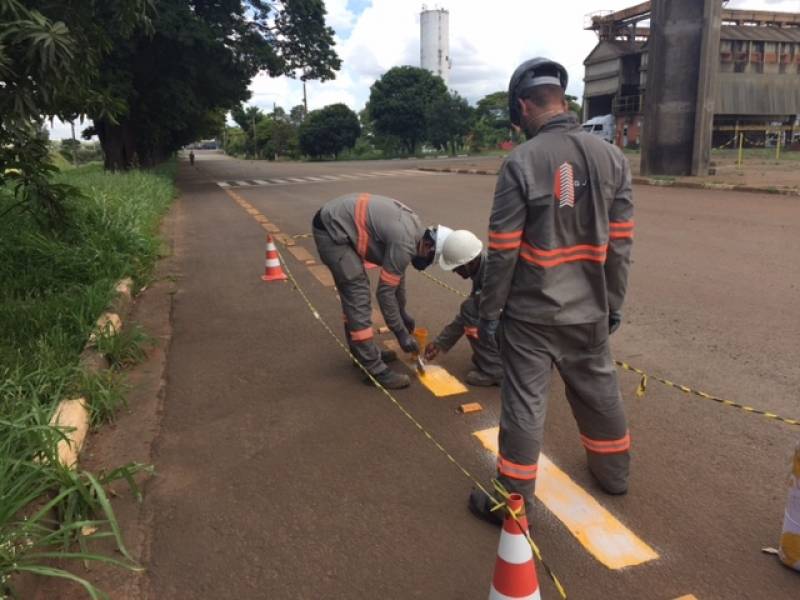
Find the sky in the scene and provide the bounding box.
[47,0,800,139]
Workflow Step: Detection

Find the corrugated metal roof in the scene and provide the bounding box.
[716,73,800,115]
[721,25,800,43]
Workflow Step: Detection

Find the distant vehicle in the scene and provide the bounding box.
[582,114,615,143]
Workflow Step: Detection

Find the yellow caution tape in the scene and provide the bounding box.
[616,361,800,427]
[420,270,800,428]
[230,199,568,598]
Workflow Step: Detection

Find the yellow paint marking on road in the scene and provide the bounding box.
[473,427,659,570]
[307,264,335,287]
[671,596,699,600]
[264,223,281,233]
[287,246,316,264]
[254,215,269,223]
[384,339,468,397]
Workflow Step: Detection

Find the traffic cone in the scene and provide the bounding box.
[261,235,288,282]
[779,440,800,571]
[489,493,541,600]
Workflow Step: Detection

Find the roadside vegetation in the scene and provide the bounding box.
[0,163,175,597]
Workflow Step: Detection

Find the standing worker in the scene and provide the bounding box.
[189,150,195,166]
[469,57,634,523]
[312,193,451,389]
[423,230,503,387]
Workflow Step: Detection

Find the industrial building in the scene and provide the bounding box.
[583,1,800,149]
[420,6,451,87]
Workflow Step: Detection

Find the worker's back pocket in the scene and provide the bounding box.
[332,247,365,283]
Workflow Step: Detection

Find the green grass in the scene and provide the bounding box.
[0,160,175,597]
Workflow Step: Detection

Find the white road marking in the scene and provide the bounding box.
[235,180,252,186]
[218,182,231,187]
[252,179,270,185]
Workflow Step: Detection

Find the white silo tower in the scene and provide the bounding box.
[420,5,450,87]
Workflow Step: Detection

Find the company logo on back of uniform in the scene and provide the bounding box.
[554,162,577,208]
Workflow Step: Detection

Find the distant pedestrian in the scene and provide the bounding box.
[469,57,635,524]
[189,150,195,166]
[312,193,451,389]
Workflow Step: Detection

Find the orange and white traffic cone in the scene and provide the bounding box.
[261,235,288,282]
[489,493,541,600]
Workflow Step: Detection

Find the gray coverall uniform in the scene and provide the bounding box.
[479,113,634,508]
[313,193,423,375]
[432,253,502,380]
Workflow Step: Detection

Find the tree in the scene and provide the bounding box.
[566,94,583,118]
[369,66,449,154]
[0,0,153,227]
[255,117,298,159]
[231,105,266,158]
[298,103,360,159]
[80,0,341,169]
[289,104,307,127]
[472,91,512,150]
[427,92,473,154]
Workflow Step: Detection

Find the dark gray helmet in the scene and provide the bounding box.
[508,58,568,126]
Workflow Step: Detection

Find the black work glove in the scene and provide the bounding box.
[400,310,416,335]
[397,330,419,354]
[609,310,622,335]
[478,318,499,345]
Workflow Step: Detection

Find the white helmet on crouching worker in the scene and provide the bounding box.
[439,229,483,271]
[508,57,568,129]
[412,224,453,271]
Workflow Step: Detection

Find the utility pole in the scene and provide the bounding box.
[252,112,257,159]
[70,121,77,167]
[303,80,308,117]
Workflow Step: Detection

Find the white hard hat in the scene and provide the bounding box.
[433,225,453,263]
[439,230,483,271]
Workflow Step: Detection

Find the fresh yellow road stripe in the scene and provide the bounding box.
[384,339,468,397]
[672,596,699,600]
[473,427,659,570]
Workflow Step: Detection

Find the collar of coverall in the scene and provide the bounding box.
[534,111,580,136]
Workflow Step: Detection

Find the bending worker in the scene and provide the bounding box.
[469,57,634,523]
[313,193,451,390]
[423,230,502,387]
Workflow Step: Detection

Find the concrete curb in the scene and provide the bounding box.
[49,277,135,469]
[417,167,800,197]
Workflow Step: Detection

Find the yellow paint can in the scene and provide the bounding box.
[413,327,428,349]
[779,440,800,571]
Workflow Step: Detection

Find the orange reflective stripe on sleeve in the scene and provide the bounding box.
[464,326,479,339]
[609,220,634,240]
[488,230,523,251]
[580,432,631,454]
[354,193,371,258]
[497,455,538,480]
[379,269,402,287]
[349,327,374,342]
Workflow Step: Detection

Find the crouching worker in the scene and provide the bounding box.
[423,230,502,387]
[313,192,450,389]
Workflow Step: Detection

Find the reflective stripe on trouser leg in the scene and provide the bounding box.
[557,320,630,494]
[496,317,554,515]
[313,227,384,375]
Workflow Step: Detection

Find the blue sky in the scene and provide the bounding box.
[48,0,800,139]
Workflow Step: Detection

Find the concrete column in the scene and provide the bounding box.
[641,0,722,176]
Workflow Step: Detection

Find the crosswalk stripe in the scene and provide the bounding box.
[252,179,270,185]
[288,177,306,182]
[269,179,289,184]
[318,175,340,180]
[336,174,360,179]
[473,427,659,570]
[304,176,325,181]
[218,181,231,187]
[235,180,252,186]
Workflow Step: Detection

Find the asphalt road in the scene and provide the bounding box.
[144,150,800,599]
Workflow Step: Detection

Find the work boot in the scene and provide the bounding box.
[467,489,503,527]
[366,369,410,390]
[351,349,397,369]
[465,369,501,387]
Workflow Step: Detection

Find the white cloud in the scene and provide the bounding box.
[48,0,799,138]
